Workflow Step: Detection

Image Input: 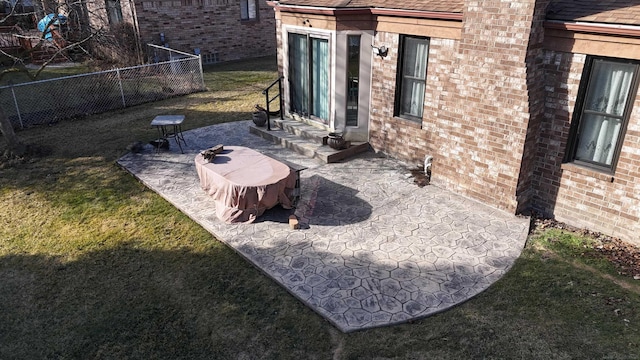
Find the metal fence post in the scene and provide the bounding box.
[10,85,23,129]
[198,54,205,90]
[117,69,126,108]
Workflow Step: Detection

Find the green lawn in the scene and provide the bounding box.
[1,56,639,359]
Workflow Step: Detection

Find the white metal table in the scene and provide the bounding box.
[151,115,187,153]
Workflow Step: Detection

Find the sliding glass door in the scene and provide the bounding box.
[289,33,308,115]
[288,32,329,124]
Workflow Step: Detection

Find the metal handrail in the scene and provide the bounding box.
[262,75,284,131]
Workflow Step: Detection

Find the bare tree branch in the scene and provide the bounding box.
[33,29,102,77]
[0,1,18,24]
[0,0,140,155]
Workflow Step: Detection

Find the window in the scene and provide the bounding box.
[106,0,123,25]
[240,0,258,21]
[565,57,640,172]
[346,35,360,127]
[395,35,429,122]
[288,32,330,123]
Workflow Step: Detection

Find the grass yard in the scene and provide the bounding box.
[0,63,94,86]
[1,56,639,359]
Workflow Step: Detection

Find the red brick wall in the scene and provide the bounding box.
[83,0,137,30]
[515,0,550,213]
[368,33,452,176]
[534,51,640,244]
[369,0,543,212]
[134,0,276,62]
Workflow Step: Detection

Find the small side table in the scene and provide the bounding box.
[151,115,187,153]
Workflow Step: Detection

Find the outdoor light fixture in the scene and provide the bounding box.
[372,45,388,58]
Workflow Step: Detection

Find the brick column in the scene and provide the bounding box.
[435,0,548,212]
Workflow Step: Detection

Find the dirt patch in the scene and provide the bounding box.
[0,144,51,169]
[409,166,430,187]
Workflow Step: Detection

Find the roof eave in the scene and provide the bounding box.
[370,8,462,21]
[545,20,640,38]
[267,1,462,21]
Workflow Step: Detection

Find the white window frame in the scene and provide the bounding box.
[283,26,334,126]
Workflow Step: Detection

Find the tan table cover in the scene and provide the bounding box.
[195,146,296,223]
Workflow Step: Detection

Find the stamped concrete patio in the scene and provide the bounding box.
[117,120,530,332]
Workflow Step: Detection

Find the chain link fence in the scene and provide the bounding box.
[0,44,206,129]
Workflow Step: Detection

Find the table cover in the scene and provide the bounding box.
[195,146,296,223]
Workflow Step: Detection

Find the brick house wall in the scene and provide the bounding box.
[134,0,276,62]
[515,0,550,214]
[368,0,545,213]
[367,33,454,177]
[83,0,136,30]
[273,1,640,245]
[534,50,640,242]
[365,0,640,244]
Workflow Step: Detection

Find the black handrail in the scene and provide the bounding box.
[262,75,284,131]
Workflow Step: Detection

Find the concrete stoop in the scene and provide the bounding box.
[249,118,370,163]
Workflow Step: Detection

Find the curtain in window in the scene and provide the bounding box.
[288,33,308,115]
[400,38,428,118]
[311,38,329,122]
[248,0,256,19]
[576,61,635,166]
[240,0,256,19]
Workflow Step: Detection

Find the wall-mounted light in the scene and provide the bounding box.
[372,45,388,58]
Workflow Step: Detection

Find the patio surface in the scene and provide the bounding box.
[117,120,530,332]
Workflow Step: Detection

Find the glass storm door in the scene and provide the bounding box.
[346,35,360,127]
[288,33,329,124]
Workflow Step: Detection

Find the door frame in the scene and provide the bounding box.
[283,25,334,128]
[282,26,372,142]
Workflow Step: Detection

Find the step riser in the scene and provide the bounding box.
[249,123,369,163]
[326,142,370,163]
[31,53,68,64]
[274,120,326,145]
[250,126,316,158]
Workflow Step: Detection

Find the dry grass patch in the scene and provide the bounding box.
[1,56,639,359]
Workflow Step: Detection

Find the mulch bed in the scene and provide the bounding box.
[532,216,640,280]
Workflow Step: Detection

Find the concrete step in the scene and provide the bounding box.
[275,118,327,145]
[249,118,370,163]
[30,48,69,64]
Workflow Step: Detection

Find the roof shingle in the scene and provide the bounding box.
[548,0,640,26]
[276,0,464,14]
